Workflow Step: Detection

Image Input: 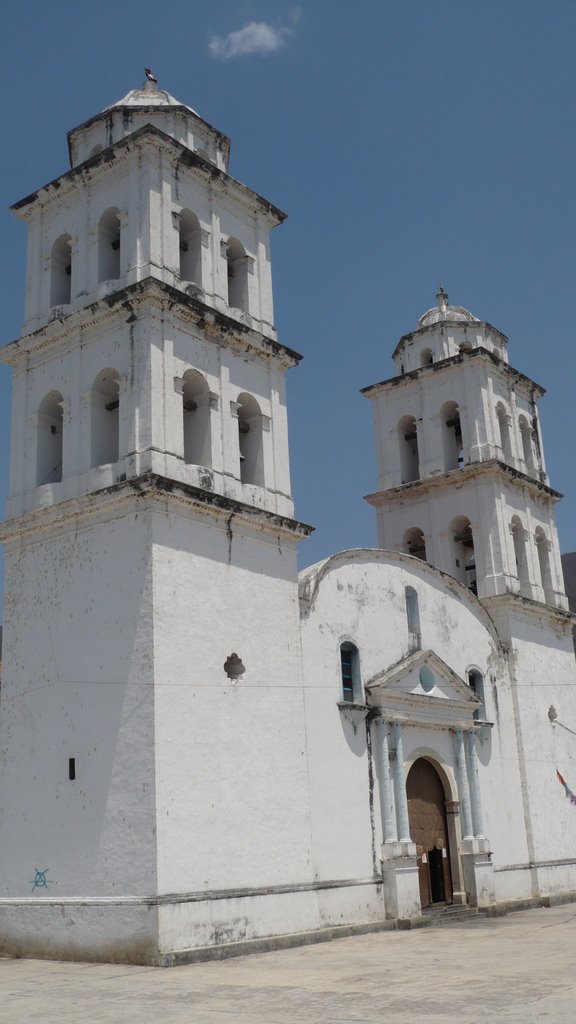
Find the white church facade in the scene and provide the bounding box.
[0,79,575,965]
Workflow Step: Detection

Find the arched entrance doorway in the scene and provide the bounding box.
[407,758,453,908]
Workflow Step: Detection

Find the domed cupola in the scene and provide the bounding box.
[67,69,230,170]
[391,288,508,374]
[417,288,480,328]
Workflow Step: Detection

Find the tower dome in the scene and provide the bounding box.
[417,288,479,328]
[67,72,230,170]
[106,73,198,114]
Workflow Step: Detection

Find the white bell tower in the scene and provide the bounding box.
[0,76,315,963]
[363,289,568,611]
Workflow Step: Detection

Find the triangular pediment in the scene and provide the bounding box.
[365,649,481,726]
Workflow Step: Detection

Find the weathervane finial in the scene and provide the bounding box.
[436,286,449,310]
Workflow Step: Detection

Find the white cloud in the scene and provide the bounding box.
[209,21,292,60]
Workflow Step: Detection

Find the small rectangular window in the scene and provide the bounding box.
[68,757,76,781]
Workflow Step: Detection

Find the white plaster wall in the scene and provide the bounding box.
[151,508,314,895]
[299,550,533,900]
[0,512,157,898]
[0,902,159,964]
[491,606,576,891]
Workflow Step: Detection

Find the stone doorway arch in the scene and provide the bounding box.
[407,758,453,908]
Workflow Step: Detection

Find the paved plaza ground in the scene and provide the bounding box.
[2,904,576,1023]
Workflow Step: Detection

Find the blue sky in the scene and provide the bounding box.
[1,0,575,600]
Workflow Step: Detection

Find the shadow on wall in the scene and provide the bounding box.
[560,552,576,656]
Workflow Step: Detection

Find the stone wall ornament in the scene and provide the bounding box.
[224,653,246,681]
[337,701,370,734]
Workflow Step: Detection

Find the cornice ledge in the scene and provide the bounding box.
[361,347,545,398]
[364,460,562,504]
[0,278,303,369]
[0,473,314,544]
[13,124,286,227]
[481,592,574,626]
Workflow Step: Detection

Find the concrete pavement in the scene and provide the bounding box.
[3,904,576,1023]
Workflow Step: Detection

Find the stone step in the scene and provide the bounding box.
[422,904,480,925]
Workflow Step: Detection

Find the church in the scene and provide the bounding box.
[0,77,575,966]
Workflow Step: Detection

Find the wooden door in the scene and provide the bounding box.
[407,758,453,908]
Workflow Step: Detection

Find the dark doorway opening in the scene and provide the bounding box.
[407,758,453,908]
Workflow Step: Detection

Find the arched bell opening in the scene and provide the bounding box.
[441,400,464,471]
[403,527,427,561]
[406,757,454,908]
[496,402,513,465]
[511,515,530,596]
[397,414,420,483]
[50,234,72,306]
[450,515,477,595]
[98,208,121,282]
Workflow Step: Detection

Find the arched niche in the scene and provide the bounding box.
[50,234,72,306]
[450,515,477,594]
[179,209,203,285]
[37,390,64,485]
[226,238,249,312]
[237,392,264,485]
[182,369,212,467]
[441,401,463,471]
[397,414,420,483]
[403,527,427,561]
[98,208,121,282]
[90,369,120,467]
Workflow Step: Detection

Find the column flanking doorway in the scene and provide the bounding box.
[407,758,453,908]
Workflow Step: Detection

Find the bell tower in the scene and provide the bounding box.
[363,289,568,611]
[0,77,315,963]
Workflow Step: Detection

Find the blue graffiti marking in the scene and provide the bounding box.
[30,868,53,892]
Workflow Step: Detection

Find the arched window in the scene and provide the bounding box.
[511,516,530,595]
[535,527,553,602]
[237,393,264,486]
[340,641,360,702]
[182,369,211,467]
[179,209,202,285]
[420,347,433,367]
[441,401,464,471]
[403,527,426,561]
[50,234,72,306]
[405,586,421,650]
[98,208,121,282]
[226,238,249,312]
[90,369,120,467]
[496,403,513,464]
[459,340,473,353]
[451,516,477,594]
[519,416,535,475]
[467,669,485,721]
[397,414,420,483]
[36,391,63,485]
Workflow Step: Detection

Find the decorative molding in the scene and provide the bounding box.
[0,874,382,908]
[0,472,313,546]
[337,701,370,734]
[0,278,300,372]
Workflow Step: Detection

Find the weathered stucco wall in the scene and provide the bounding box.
[299,550,537,903]
[151,505,314,897]
[0,511,157,899]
